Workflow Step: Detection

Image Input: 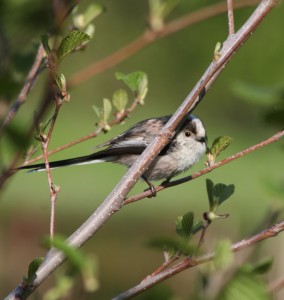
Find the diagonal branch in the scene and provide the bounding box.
[68,0,259,87]
[124,129,284,204]
[5,0,278,299]
[114,220,284,299]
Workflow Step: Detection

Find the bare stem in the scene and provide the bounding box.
[227,0,235,35]
[114,220,284,300]
[5,1,278,299]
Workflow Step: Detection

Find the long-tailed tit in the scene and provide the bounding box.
[18,114,207,194]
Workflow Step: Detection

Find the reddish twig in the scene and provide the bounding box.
[114,220,284,299]
[5,1,278,299]
[20,96,141,167]
[0,44,45,136]
[268,277,284,294]
[68,0,259,87]
[227,0,235,35]
[124,129,284,205]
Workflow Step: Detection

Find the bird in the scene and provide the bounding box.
[18,114,207,195]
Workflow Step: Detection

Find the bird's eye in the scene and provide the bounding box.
[185,131,191,137]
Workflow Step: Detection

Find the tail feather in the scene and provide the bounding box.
[18,153,111,172]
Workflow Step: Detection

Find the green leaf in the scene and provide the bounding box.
[73,4,104,29]
[47,235,86,271]
[249,257,273,274]
[57,30,90,61]
[41,34,51,55]
[213,183,235,206]
[102,98,112,123]
[148,236,198,256]
[83,3,104,26]
[231,81,281,106]
[214,239,233,270]
[210,136,233,161]
[149,0,179,31]
[218,271,269,300]
[112,89,128,113]
[54,73,66,92]
[175,212,194,240]
[115,71,148,100]
[206,179,215,211]
[26,257,44,283]
[192,219,204,235]
[92,105,101,118]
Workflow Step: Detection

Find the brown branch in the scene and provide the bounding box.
[227,0,235,35]
[114,220,284,299]
[0,44,45,136]
[124,129,284,205]
[5,1,278,299]
[68,0,259,87]
[268,277,284,294]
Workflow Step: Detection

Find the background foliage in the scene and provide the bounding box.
[0,0,283,299]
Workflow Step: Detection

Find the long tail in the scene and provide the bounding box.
[18,152,112,172]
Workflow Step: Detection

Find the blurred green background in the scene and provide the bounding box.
[1,0,284,299]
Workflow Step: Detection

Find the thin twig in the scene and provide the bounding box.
[113,220,284,300]
[124,129,284,204]
[227,0,235,35]
[268,277,284,294]
[68,0,258,87]
[19,96,141,167]
[5,1,278,299]
[0,44,45,136]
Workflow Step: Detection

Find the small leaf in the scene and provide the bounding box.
[41,34,51,55]
[214,239,233,270]
[210,136,233,162]
[214,42,222,61]
[175,212,194,240]
[115,71,147,93]
[27,257,44,283]
[112,89,128,113]
[83,3,104,25]
[192,219,204,235]
[54,73,66,92]
[102,98,112,123]
[47,235,86,271]
[57,30,90,61]
[213,183,235,206]
[206,179,215,211]
[92,105,101,118]
[218,271,269,300]
[250,257,273,274]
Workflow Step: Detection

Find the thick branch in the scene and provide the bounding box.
[5,0,278,299]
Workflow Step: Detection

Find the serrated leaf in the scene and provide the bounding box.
[213,183,235,206]
[192,220,204,235]
[148,236,198,256]
[206,179,215,211]
[41,34,51,55]
[175,212,194,240]
[27,257,44,283]
[112,89,128,113]
[102,98,112,123]
[115,71,148,94]
[214,239,233,270]
[210,136,233,160]
[57,30,90,61]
